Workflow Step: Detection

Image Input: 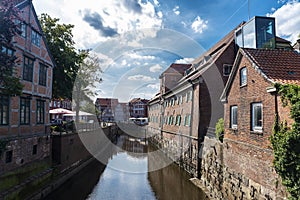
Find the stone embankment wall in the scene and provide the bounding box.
[201,136,287,200]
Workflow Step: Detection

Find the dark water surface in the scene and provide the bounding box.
[45,135,208,200]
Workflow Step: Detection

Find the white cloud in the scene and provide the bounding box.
[121,60,127,66]
[128,75,155,81]
[33,0,163,49]
[191,16,208,34]
[149,64,163,72]
[174,57,194,64]
[268,1,300,44]
[127,52,156,60]
[153,0,160,7]
[147,83,160,90]
[157,11,163,18]
[173,6,180,15]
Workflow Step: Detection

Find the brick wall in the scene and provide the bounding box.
[0,135,51,175]
[218,54,290,199]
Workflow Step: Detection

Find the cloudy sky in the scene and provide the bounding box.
[33,0,300,102]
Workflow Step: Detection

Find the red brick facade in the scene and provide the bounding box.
[218,48,300,199]
[0,0,54,175]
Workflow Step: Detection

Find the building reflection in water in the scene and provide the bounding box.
[45,135,208,200]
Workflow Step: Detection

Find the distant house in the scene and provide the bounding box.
[95,98,130,122]
[129,98,149,118]
[0,0,55,175]
[50,98,72,111]
[114,103,130,122]
[220,48,300,198]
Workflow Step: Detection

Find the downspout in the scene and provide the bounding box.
[187,80,195,160]
[197,77,204,178]
[160,95,164,139]
[267,86,279,131]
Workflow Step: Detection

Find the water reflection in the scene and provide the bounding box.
[45,134,208,200]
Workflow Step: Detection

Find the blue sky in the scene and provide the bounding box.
[33,0,300,102]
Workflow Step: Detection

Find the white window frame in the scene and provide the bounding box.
[240,67,247,86]
[230,105,238,129]
[251,103,263,132]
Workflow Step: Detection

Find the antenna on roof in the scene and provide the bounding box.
[248,0,250,20]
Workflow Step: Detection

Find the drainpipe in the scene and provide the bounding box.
[197,76,204,178]
[267,86,279,130]
[187,80,195,160]
[160,95,164,141]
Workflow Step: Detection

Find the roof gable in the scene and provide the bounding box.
[221,48,300,102]
[16,0,56,67]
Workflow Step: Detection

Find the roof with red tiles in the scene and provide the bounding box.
[221,48,300,102]
[96,98,119,106]
[129,98,149,104]
[242,48,300,85]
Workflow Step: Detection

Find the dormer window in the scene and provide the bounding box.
[223,64,233,76]
[240,67,247,86]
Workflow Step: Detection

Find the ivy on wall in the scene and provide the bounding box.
[271,83,300,200]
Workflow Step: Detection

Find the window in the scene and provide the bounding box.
[189,91,193,101]
[5,150,13,163]
[187,114,191,127]
[39,64,47,86]
[183,115,187,126]
[23,56,34,81]
[32,144,37,155]
[0,96,9,125]
[20,98,30,125]
[185,93,188,102]
[176,115,181,126]
[1,46,14,56]
[223,64,233,76]
[240,67,247,86]
[36,100,44,124]
[15,20,26,38]
[171,98,174,106]
[31,29,40,46]
[251,103,263,132]
[230,105,238,129]
[21,23,27,38]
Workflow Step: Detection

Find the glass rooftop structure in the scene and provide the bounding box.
[235,16,276,49]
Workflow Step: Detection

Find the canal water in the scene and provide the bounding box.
[45,134,208,200]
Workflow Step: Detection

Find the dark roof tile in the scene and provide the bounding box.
[243,48,300,85]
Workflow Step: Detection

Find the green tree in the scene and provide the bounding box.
[39,13,87,99]
[73,53,102,123]
[0,0,23,96]
[215,118,224,142]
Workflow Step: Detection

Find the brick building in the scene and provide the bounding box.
[95,98,119,122]
[129,98,149,118]
[0,0,55,175]
[148,23,243,176]
[218,48,300,199]
[148,16,295,181]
